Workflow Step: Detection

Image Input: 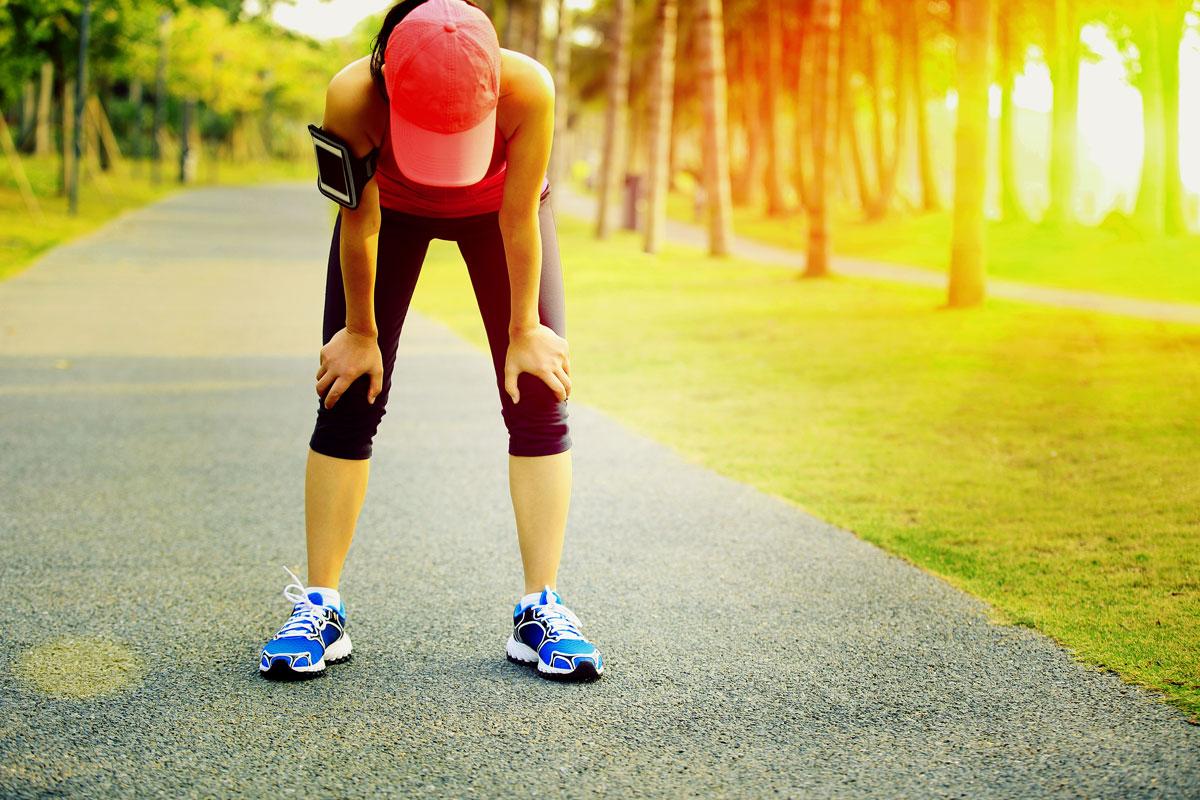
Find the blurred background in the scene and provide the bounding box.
[1,0,1197,276]
[1,0,1198,718]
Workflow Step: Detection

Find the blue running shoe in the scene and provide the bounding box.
[506,586,603,682]
[259,566,352,681]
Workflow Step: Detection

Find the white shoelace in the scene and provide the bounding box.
[274,565,326,640]
[535,598,584,640]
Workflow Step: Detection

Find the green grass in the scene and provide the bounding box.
[664,192,1200,305]
[413,214,1200,720]
[0,154,309,282]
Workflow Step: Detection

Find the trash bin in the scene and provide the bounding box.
[622,173,643,231]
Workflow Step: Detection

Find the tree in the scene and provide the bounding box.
[695,0,733,255]
[948,0,992,308]
[595,0,633,239]
[644,0,677,254]
[1157,0,1192,235]
[866,0,909,219]
[546,0,571,214]
[1045,0,1079,227]
[731,15,763,207]
[763,0,788,215]
[1129,0,1193,236]
[1132,1,1167,235]
[805,0,839,276]
[910,0,942,211]
[997,3,1025,221]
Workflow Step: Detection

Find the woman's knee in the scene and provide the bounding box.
[501,373,571,457]
[309,374,390,460]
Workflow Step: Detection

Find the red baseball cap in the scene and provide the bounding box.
[383,0,501,187]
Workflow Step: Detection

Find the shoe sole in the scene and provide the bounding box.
[260,634,352,681]
[505,635,603,683]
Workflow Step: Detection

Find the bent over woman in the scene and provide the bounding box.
[258,0,602,683]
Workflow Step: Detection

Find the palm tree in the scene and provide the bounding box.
[763,0,787,215]
[804,0,839,277]
[1045,0,1078,227]
[948,0,992,307]
[997,5,1025,221]
[547,0,571,217]
[696,0,733,255]
[644,0,678,254]
[1158,0,1191,235]
[1133,2,1166,236]
[910,0,941,211]
[595,0,633,239]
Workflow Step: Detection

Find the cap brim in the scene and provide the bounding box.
[390,104,497,188]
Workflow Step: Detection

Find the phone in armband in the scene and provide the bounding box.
[308,124,379,210]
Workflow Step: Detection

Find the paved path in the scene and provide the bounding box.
[1,185,1197,799]
[555,188,1200,326]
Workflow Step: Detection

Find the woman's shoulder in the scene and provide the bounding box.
[324,57,387,150]
[499,49,553,104]
[497,49,554,139]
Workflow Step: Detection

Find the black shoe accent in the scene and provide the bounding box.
[326,651,353,667]
[259,659,326,682]
[538,660,602,683]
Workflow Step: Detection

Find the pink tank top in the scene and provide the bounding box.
[374,123,549,217]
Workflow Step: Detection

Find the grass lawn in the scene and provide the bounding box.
[413,213,1200,720]
[0,155,310,283]
[664,192,1200,305]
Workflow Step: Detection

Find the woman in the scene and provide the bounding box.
[258,0,602,683]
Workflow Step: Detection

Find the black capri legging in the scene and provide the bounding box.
[309,187,570,460]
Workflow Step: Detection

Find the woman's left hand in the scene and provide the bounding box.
[504,324,571,404]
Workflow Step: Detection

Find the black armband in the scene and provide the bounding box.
[308,124,379,209]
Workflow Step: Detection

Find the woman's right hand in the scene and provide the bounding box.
[316,327,384,409]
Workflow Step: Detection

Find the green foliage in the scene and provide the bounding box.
[0,0,352,156]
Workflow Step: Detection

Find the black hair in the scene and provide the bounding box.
[370,0,485,101]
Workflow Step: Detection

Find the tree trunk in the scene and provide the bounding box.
[1133,9,1166,236]
[153,12,171,185]
[948,0,992,308]
[806,0,840,277]
[502,0,520,50]
[1045,0,1078,226]
[832,0,852,205]
[62,80,75,199]
[839,0,871,212]
[19,80,36,150]
[997,7,1024,220]
[732,26,762,206]
[793,3,812,210]
[35,61,53,157]
[696,0,734,255]
[764,0,787,215]
[595,0,633,239]
[1158,0,1188,235]
[547,0,571,215]
[863,3,885,205]
[910,0,940,210]
[528,0,544,61]
[867,0,907,219]
[644,0,678,254]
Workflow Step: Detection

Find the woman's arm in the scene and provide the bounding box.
[498,59,571,405]
[314,65,387,410]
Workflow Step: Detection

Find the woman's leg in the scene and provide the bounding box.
[508,451,571,593]
[306,210,431,589]
[305,451,370,589]
[455,194,572,594]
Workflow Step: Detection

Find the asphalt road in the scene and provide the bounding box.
[1,185,1197,799]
